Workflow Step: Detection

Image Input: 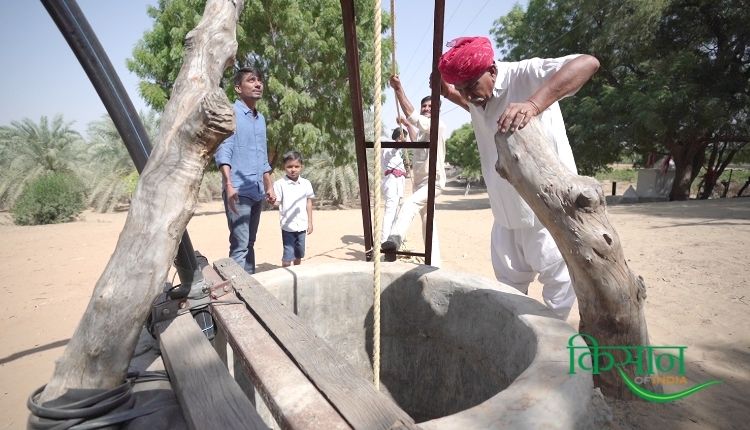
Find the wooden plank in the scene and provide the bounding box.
[212,293,350,430]
[214,258,418,430]
[203,263,346,430]
[213,323,228,367]
[157,313,268,430]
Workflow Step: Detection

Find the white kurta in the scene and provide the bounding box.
[469,56,580,230]
[407,110,447,190]
[467,56,582,317]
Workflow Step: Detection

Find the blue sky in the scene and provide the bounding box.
[0,0,524,137]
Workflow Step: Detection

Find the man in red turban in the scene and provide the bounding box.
[438,36,600,320]
[438,36,495,86]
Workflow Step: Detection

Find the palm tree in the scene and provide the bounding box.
[305,152,360,206]
[0,115,83,210]
[83,111,159,212]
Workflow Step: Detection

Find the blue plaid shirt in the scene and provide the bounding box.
[215,100,272,201]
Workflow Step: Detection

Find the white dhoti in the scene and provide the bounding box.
[490,221,576,319]
[387,182,441,268]
[381,173,404,241]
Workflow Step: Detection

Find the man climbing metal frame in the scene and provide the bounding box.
[340,0,446,267]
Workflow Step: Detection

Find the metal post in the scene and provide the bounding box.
[41,0,203,294]
[424,0,446,266]
[340,0,374,260]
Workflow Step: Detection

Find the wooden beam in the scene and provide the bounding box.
[212,292,351,430]
[200,263,349,430]
[157,313,267,430]
[214,259,419,430]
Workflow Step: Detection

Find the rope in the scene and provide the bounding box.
[390,0,410,169]
[372,0,383,389]
[390,0,400,121]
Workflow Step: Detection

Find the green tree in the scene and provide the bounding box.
[128,0,392,167]
[445,123,482,181]
[492,0,750,200]
[0,115,83,209]
[83,111,160,212]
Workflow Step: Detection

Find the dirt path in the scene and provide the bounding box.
[1,189,748,429]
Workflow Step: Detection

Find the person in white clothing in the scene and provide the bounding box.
[272,151,315,267]
[438,36,600,319]
[381,127,408,242]
[382,75,447,267]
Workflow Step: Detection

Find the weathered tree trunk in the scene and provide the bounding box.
[497,119,653,399]
[669,141,705,201]
[40,0,244,402]
[699,142,747,199]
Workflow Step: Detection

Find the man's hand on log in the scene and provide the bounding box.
[498,99,542,133]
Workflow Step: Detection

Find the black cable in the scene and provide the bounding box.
[28,381,133,420]
[27,372,174,430]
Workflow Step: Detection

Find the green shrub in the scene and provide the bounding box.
[12,172,87,225]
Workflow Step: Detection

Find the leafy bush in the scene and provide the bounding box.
[12,172,87,225]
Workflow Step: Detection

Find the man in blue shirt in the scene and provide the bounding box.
[215,67,276,274]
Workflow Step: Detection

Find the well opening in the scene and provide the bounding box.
[253,262,604,428]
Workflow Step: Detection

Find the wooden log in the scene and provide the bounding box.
[40,0,245,402]
[157,313,268,430]
[497,118,655,398]
[214,259,418,430]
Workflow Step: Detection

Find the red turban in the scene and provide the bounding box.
[438,37,495,84]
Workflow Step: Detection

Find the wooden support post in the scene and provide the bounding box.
[213,323,229,367]
[39,0,245,402]
[497,119,655,399]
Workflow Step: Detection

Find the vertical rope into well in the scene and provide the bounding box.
[390,0,410,168]
[390,0,400,121]
[372,0,383,390]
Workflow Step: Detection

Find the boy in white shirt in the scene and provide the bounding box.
[273,151,315,267]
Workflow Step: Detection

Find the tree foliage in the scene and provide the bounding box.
[492,0,750,199]
[0,115,84,210]
[128,0,392,167]
[445,123,482,181]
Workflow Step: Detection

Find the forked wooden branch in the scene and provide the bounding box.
[498,118,653,399]
[40,0,245,402]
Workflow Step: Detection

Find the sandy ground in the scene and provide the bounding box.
[1,185,748,429]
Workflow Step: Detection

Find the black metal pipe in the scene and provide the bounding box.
[41,0,201,288]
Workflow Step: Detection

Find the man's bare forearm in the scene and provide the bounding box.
[528,55,600,111]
